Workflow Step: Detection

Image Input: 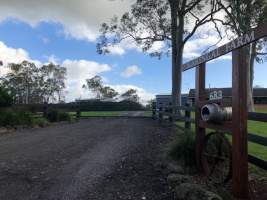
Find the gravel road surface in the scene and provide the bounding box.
[0,118,174,200]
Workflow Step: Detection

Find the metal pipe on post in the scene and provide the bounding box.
[201,103,232,123]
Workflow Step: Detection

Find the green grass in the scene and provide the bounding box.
[143,111,152,117]
[80,111,122,117]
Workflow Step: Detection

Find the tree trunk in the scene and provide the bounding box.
[248,42,257,112]
[170,1,183,119]
[170,1,178,117]
[246,45,254,112]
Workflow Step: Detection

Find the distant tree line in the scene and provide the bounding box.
[0,61,66,104]
[83,75,140,103]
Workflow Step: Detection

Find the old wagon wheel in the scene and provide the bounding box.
[201,132,232,184]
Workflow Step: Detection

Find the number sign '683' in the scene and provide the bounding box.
[209,90,223,100]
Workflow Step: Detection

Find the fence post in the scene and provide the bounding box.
[43,104,48,118]
[152,102,156,120]
[76,109,81,120]
[195,63,206,171]
[185,103,191,129]
[232,47,249,199]
[168,106,173,123]
[158,106,163,121]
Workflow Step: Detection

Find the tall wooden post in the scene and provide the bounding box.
[195,63,206,171]
[232,47,249,199]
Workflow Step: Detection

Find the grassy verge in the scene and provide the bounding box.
[143,111,152,117]
[80,111,122,117]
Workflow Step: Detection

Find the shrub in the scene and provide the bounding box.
[58,112,71,121]
[46,110,71,122]
[169,130,196,167]
[0,111,33,127]
[32,117,49,127]
[0,87,13,107]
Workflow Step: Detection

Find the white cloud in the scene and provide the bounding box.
[0,41,43,76]
[0,0,133,42]
[62,59,112,102]
[121,65,142,78]
[103,45,126,56]
[0,41,30,65]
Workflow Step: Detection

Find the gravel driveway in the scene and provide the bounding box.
[0,118,174,200]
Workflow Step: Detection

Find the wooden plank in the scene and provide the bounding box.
[195,63,206,171]
[248,133,267,146]
[183,23,267,71]
[248,112,267,122]
[198,98,232,108]
[198,120,232,132]
[175,116,195,123]
[232,47,249,199]
[174,105,195,112]
[248,154,267,171]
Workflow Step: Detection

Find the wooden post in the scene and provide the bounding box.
[185,103,191,129]
[169,106,173,122]
[232,47,249,199]
[76,109,81,120]
[159,106,163,121]
[43,104,48,118]
[152,102,156,119]
[195,63,206,171]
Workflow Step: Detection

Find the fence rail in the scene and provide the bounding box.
[152,104,267,171]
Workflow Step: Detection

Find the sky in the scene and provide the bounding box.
[0,0,266,104]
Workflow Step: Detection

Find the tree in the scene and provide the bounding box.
[84,75,104,99]
[1,61,66,104]
[218,0,267,111]
[100,86,118,99]
[97,0,223,116]
[84,75,118,100]
[0,86,13,107]
[40,63,67,102]
[120,89,140,102]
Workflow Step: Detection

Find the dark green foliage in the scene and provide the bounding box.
[169,130,196,167]
[31,117,49,127]
[58,112,71,121]
[73,100,144,111]
[0,87,13,107]
[0,111,33,126]
[46,110,71,122]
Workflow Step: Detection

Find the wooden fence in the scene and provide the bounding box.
[152,104,267,171]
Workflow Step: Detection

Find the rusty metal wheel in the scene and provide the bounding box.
[201,132,232,184]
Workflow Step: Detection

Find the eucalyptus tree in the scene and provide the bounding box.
[217,0,267,111]
[120,89,140,102]
[84,75,118,100]
[84,75,104,99]
[1,61,66,104]
[41,63,67,103]
[100,86,118,99]
[97,0,223,115]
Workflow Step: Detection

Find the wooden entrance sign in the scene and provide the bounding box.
[182,23,267,199]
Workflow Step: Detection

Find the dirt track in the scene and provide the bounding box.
[0,117,174,200]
